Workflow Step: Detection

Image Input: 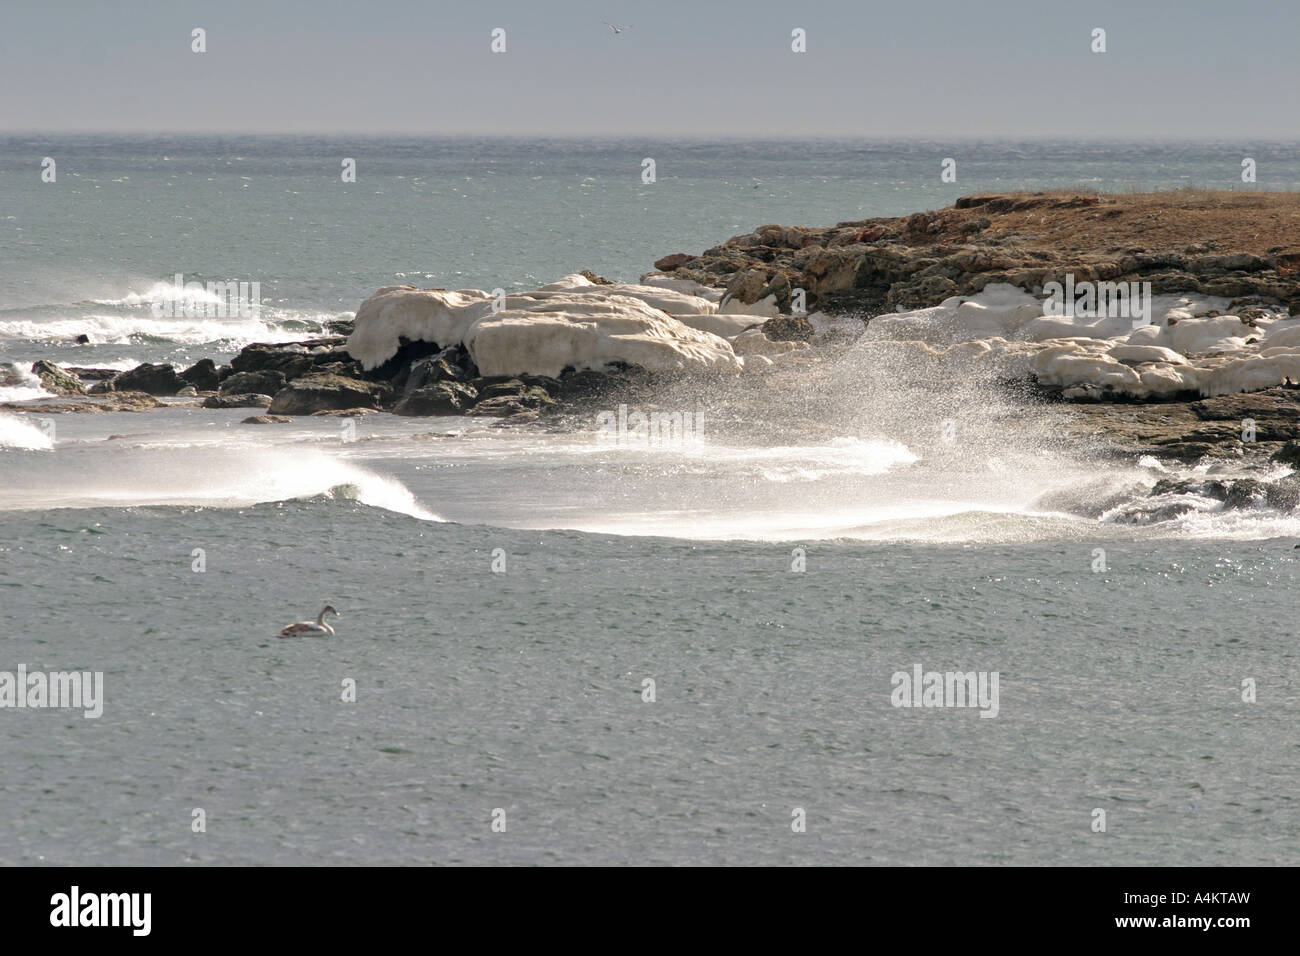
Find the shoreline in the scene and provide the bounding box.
[6,190,1300,470]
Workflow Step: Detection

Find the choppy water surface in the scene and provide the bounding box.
[2,138,1299,864]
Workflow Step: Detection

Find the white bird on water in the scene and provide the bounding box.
[277,605,339,638]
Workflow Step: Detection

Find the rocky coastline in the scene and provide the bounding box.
[7,190,1300,472]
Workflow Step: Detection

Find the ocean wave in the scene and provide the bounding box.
[0,364,54,403]
[0,414,54,450]
[0,444,441,521]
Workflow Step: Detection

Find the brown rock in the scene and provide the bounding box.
[653,253,697,271]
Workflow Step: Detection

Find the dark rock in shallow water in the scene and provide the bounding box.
[178,356,218,390]
[220,369,286,396]
[467,396,532,417]
[1270,441,1300,468]
[61,367,118,381]
[393,381,478,416]
[268,374,391,415]
[74,334,91,344]
[31,360,87,395]
[114,362,186,396]
[0,391,163,413]
[1223,479,1267,510]
[310,407,378,417]
[229,338,348,379]
[476,379,529,400]
[1265,476,1300,510]
[203,393,273,409]
[241,415,293,424]
[180,358,220,391]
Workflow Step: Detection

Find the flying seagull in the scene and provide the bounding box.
[604,22,630,34]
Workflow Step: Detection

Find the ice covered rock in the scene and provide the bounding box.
[347,278,741,378]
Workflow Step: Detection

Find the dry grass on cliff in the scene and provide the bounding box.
[925,189,1300,259]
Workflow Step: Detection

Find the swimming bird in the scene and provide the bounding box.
[277,605,338,637]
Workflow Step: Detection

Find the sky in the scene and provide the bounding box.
[1,0,1297,138]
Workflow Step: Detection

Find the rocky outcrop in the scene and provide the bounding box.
[0,391,164,413]
[642,191,1300,317]
[345,274,739,377]
[31,360,86,396]
[180,359,220,391]
[202,393,273,409]
[220,369,286,396]
[393,381,478,416]
[114,363,186,395]
[267,374,391,415]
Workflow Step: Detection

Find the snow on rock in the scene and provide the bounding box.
[347,276,741,377]
[469,298,741,378]
[636,273,725,302]
[718,293,781,318]
[855,283,1300,399]
[536,274,718,315]
[673,312,762,339]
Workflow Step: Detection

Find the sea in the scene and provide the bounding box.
[1,136,1298,865]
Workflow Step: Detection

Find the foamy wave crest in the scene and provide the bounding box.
[0,414,54,450]
[0,445,442,521]
[0,312,321,347]
[90,280,231,309]
[0,365,53,403]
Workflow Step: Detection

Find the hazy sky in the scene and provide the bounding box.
[2,0,1296,138]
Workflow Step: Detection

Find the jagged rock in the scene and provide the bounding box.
[392,381,478,416]
[0,391,163,414]
[404,347,474,394]
[725,268,769,305]
[761,314,815,342]
[220,369,286,396]
[113,363,186,395]
[654,253,697,271]
[61,367,118,381]
[229,338,348,379]
[467,396,532,417]
[31,360,86,395]
[202,393,273,409]
[1270,441,1300,468]
[180,358,220,391]
[268,374,391,415]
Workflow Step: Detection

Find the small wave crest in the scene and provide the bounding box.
[0,444,442,521]
[0,414,54,450]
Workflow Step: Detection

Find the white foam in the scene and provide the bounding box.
[0,365,53,403]
[0,443,441,521]
[0,414,54,450]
